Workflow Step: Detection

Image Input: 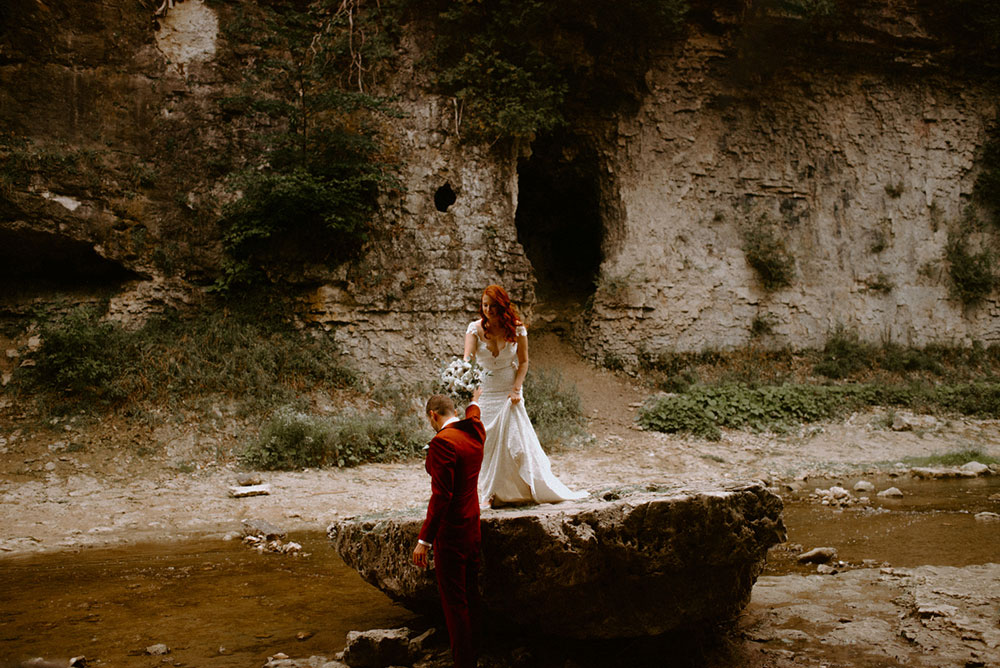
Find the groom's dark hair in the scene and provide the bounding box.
[426,394,456,417]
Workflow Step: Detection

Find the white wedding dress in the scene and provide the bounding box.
[467,320,587,506]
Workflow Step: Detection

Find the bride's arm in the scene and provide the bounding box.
[510,330,529,404]
[463,327,478,362]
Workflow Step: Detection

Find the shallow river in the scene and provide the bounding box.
[0,534,416,668]
[2,476,998,667]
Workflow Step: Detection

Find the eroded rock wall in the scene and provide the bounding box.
[580,28,1000,362]
[2,1,997,378]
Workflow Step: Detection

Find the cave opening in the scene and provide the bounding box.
[515,132,605,307]
[0,229,141,289]
[434,183,457,212]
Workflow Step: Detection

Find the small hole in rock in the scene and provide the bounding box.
[434,184,457,212]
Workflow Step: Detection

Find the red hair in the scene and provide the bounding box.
[480,284,523,342]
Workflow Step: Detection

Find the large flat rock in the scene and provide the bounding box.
[328,481,785,638]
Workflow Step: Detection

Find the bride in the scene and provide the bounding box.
[464,285,587,506]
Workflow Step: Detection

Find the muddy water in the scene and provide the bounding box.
[2,478,997,667]
[766,475,1000,574]
[0,533,416,668]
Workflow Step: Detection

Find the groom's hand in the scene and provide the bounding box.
[412,542,429,569]
[472,387,482,403]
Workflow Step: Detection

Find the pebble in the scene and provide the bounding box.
[146,643,169,655]
[974,512,1000,522]
[877,487,904,498]
[853,480,875,492]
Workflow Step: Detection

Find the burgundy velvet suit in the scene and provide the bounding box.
[418,404,486,668]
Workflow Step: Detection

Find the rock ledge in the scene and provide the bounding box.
[329,481,785,638]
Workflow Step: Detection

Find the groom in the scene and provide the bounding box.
[412,387,485,668]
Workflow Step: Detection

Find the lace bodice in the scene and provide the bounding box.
[466,319,527,373]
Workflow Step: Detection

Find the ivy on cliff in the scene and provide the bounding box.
[214,0,402,293]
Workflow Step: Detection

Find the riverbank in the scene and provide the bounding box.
[1,394,998,556]
[2,334,999,668]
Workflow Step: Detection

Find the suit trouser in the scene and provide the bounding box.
[434,542,481,668]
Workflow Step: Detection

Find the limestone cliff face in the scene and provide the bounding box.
[1,0,997,377]
[581,27,1000,363]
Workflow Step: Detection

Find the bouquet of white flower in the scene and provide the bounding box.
[439,357,488,403]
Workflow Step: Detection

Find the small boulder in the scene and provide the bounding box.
[891,412,938,431]
[797,547,837,564]
[974,512,1000,522]
[407,628,436,658]
[877,487,904,498]
[237,473,264,486]
[816,564,837,574]
[960,461,990,476]
[829,486,851,499]
[145,644,169,656]
[853,480,875,493]
[342,628,412,668]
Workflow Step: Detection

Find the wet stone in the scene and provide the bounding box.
[959,461,990,476]
[798,547,837,564]
[342,628,413,668]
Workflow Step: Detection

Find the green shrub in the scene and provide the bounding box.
[214,1,400,293]
[638,381,1000,439]
[524,368,586,449]
[900,449,1000,468]
[881,343,945,376]
[813,328,873,379]
[638,347,698,392]
[217,168,378,291]
[945,230,996,305]
[742,218,795,291]
[18,301,357,416]
[638,384,853,440]
[421,0,689,143]
[865,272,894,294]
[241,408,425,470]
[884,182,904,198]
[329,411,426,467]
[750,313,776,337]
[241,407,334,470]
[27,308,140,403]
